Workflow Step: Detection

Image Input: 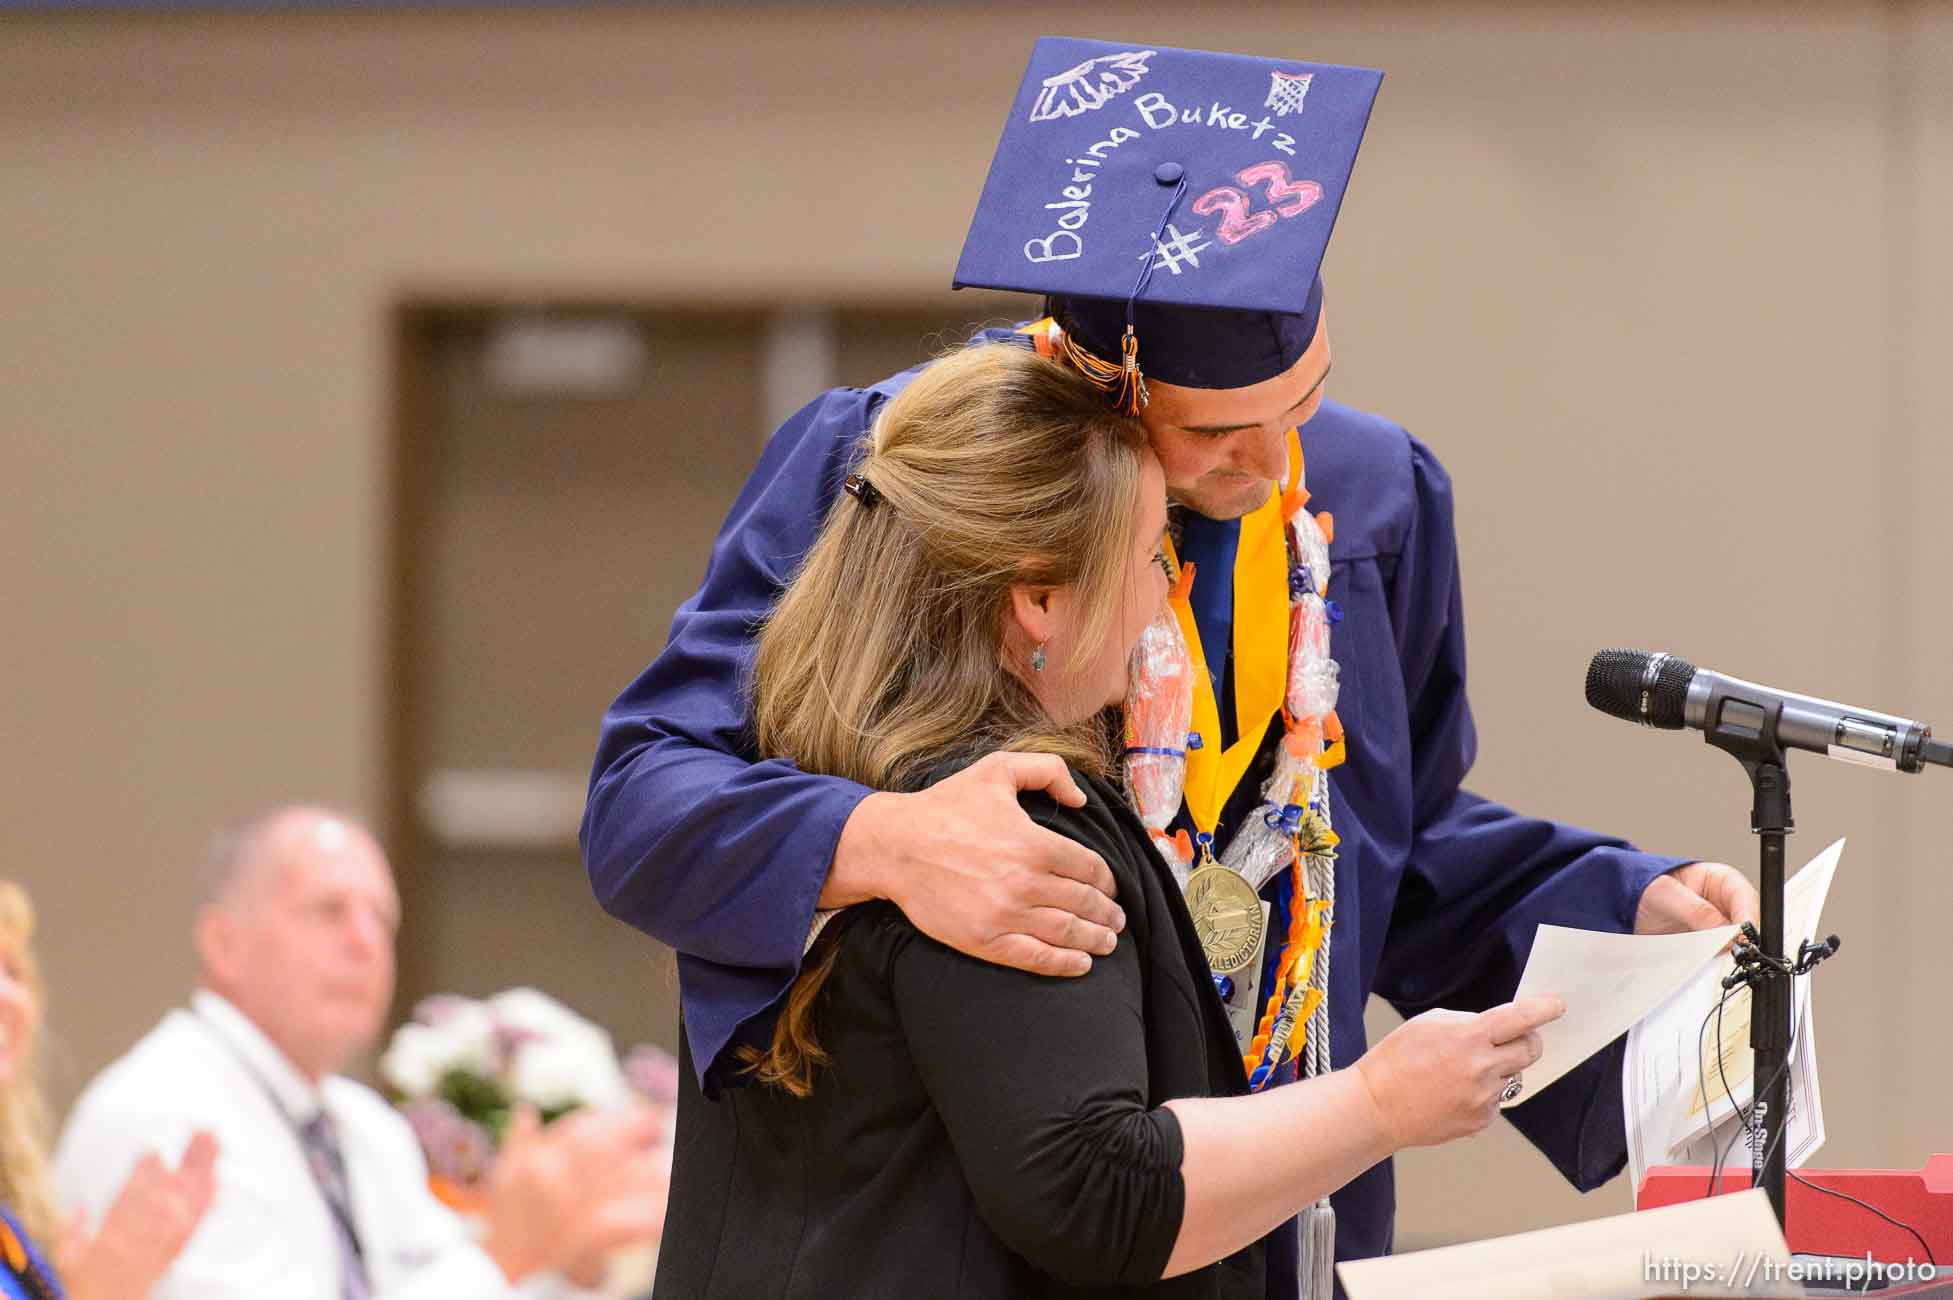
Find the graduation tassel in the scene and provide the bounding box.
[1054,166,1190,416]
[1056,325,1144,415]
[1300,1198,1337,1300]
[1299,841,1338,1300]
[1115,324,1147,416]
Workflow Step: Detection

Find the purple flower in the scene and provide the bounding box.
[624,1043,681,1106]
[402,1098,496,1186]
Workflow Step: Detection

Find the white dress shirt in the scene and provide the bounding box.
[54,991,584,1300]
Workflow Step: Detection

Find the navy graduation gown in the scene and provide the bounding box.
[581,329,1686,1268]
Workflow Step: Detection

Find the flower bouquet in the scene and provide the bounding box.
[379,988,680,1212]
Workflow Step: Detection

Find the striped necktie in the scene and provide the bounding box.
[298,1112,373,1300]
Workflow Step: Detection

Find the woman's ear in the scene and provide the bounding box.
[1008,583,1057,654]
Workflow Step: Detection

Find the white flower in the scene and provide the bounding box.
[381,999,501,1098]
[379,1023,448,1098]
[487,987,586,1040]
[507,1031,632,1111]
[425,999,501,1076]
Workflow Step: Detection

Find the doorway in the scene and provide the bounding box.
[385,293,1023,1051]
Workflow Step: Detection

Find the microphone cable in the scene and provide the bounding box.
[1693,983,1937,1268]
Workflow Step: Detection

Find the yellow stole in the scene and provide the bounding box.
[1161,487,1291,836]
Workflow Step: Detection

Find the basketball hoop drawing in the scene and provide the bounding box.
[1265,71,1314,118]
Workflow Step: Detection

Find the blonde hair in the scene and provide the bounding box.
[0,883,58,1247]
[743,340,1149,1095]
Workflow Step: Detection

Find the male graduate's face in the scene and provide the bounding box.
[1139,313,1332,521]
[201,811,401,1080]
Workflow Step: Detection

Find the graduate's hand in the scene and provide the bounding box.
[1352,996,1564,1150]
[1634,861,1759,935]
[825,751,1125,977]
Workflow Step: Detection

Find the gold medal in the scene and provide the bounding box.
[1184,864,1266,975]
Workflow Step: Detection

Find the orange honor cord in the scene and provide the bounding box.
[1316,710,1346,771]
[1243,856,1308,1074]
[1243,851,1332,1078]
[1169,557,1194,603]
[1280,426,1310,522]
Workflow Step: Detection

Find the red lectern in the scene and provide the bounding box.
[1639,1157,1953,1262]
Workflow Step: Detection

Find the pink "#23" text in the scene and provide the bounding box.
[1190,162,1324,246]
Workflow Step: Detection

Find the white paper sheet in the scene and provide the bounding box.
[1625,839,1842,1192]
[1505,923,1739,1106]
[1336,1188,1799,1300]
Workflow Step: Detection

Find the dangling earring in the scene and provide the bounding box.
[1031,642,1047,674]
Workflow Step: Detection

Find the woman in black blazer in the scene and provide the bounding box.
[655,343,1560,1299]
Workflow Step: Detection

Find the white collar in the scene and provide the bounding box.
[190,989,326,1125]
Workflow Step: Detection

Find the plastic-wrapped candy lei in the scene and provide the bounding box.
[1123,568,1199,889]
[1122,426,1344,1300]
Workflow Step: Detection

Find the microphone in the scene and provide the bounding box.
[1585,649,1953,774]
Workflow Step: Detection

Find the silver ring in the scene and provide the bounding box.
[1500,1074,1524,1104]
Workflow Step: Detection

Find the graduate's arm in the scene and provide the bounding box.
[581,385,1124,1077]
[581,387,883,969]
[1378,436,1701,996]
[1372,435,1695,1189]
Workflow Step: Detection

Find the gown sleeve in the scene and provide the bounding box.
[579,386,881,1092]
[1372,437,1686,1191]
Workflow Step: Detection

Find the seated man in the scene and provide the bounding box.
[54,806,668,1300]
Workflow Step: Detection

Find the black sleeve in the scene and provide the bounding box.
[885,791,1186,1287]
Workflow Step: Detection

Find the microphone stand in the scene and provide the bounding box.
[1596,649,1934,1227]
[1699,692,1794,1228]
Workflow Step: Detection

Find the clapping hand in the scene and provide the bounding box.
[480,1103,670,1284]
[60,1130,219,1300]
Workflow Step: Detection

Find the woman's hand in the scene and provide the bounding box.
[60,1130,219,1300]
[1352,996,1565,1149]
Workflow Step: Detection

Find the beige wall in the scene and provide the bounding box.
[2,2,1948,1249]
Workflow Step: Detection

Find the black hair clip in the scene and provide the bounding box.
[842,472,881,508]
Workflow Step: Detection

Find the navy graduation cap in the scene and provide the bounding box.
[954,37,1383,405]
